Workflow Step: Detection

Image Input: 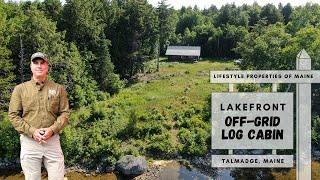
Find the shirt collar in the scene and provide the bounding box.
[31,77,47,90]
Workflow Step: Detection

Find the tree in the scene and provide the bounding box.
[106,0,158,78]
[193,23,215,57]
[38,0,62,23]
[287,3,320,34]
[4,4,101,108]
[60,0,123,93]
[65,43,98,107]
[202,5,218,17]
[247,2,261,27]
[282,26,320,114]
[224,24,248,58]
[0,1,15,110]
[283,26,320,69]
[260,3,283,24]
[181,28,196,45]
[282,3,293,24]
[17,6,68,82]
[235,22,291,70]
[215,3,236,26]
[157,0,178,55]
[215,3,248,27]
[60,0,104,50]
[176,7,204,35]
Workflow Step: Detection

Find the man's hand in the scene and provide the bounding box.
[39,127,54,141]
[32,129,47,144]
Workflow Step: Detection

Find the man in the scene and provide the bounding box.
[8,52,70,180]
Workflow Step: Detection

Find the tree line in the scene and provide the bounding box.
[1,0,320,110]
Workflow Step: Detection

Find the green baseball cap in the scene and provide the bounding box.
[31,52,48,62]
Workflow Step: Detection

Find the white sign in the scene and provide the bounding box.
[210,70,320,83]
[212,155,294,168]
[211,93,293,149]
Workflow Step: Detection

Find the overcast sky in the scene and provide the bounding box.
[147,0,320,9]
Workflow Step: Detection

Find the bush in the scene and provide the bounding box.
[86,102,108,123]
[237,84,259,92]
[122,139,146,156]
[133,121,164,139]
[61,124,123,169]
[178,127,209,156]
[82,130,122,169]
[312,113,320,149]
[68,107,91,126]
[147,132,176,156]
[0,115,20,160]
[177,115,209,130]
[60,126,85,166]
[61,102,127,169]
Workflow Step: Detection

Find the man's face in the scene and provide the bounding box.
[30,59,49,78]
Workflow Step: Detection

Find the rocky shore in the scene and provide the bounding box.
[1,149,320,179]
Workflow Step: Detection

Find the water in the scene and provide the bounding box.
[1,161,319,179]
[158,161,289,180]
[158,161,211,180]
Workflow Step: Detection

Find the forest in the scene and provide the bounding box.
[1,0,320,172]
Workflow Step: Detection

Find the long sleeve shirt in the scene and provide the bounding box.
[8,78,70,137]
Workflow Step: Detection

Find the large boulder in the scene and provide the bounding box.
[115,155,147,176]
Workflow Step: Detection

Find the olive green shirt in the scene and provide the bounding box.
[8,78,70,137]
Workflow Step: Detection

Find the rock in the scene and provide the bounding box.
[116,155,147,176]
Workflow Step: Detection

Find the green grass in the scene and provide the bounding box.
[57,58,240,164]
[113,59,236,117]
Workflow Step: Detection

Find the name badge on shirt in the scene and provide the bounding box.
[48,89,57,99]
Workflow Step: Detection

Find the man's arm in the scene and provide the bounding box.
[8,86,36,137]
[49,85,70,134]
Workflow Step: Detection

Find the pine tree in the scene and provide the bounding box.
[157,0,178,55]
[66,43,98,107]
[60,0,123,93]
[0,2,15,110]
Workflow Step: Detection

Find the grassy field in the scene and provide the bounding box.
[112,58,235,118]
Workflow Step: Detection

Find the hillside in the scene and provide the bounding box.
[58,59,236,169]
[115,59,235,116]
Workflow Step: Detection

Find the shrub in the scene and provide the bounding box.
[133,121,164,139]
[60,126,85,166]
[61,124,123,169]
[0,116,20,160]
[86,102,108,123]
[237,84,259,92]
[178,127,209,156]
[121,139,146,156]
[68,107,91,126]
[177,115,209,130]
[147,132,176,156]
[312,113,320,149]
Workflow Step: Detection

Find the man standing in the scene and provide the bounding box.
[8,52,70,180]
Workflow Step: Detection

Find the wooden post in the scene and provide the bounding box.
[272,83,278,155]
[228,83,234,155]
[157,38,160,72]
[296,49,311,180]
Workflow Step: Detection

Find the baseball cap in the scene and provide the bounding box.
[31,52,48,62]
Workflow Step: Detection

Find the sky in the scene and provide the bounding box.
[147,0,320,9]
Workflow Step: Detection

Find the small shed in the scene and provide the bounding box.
[165,46,201,61]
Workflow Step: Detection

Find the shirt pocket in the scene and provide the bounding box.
[48,96,60,114]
